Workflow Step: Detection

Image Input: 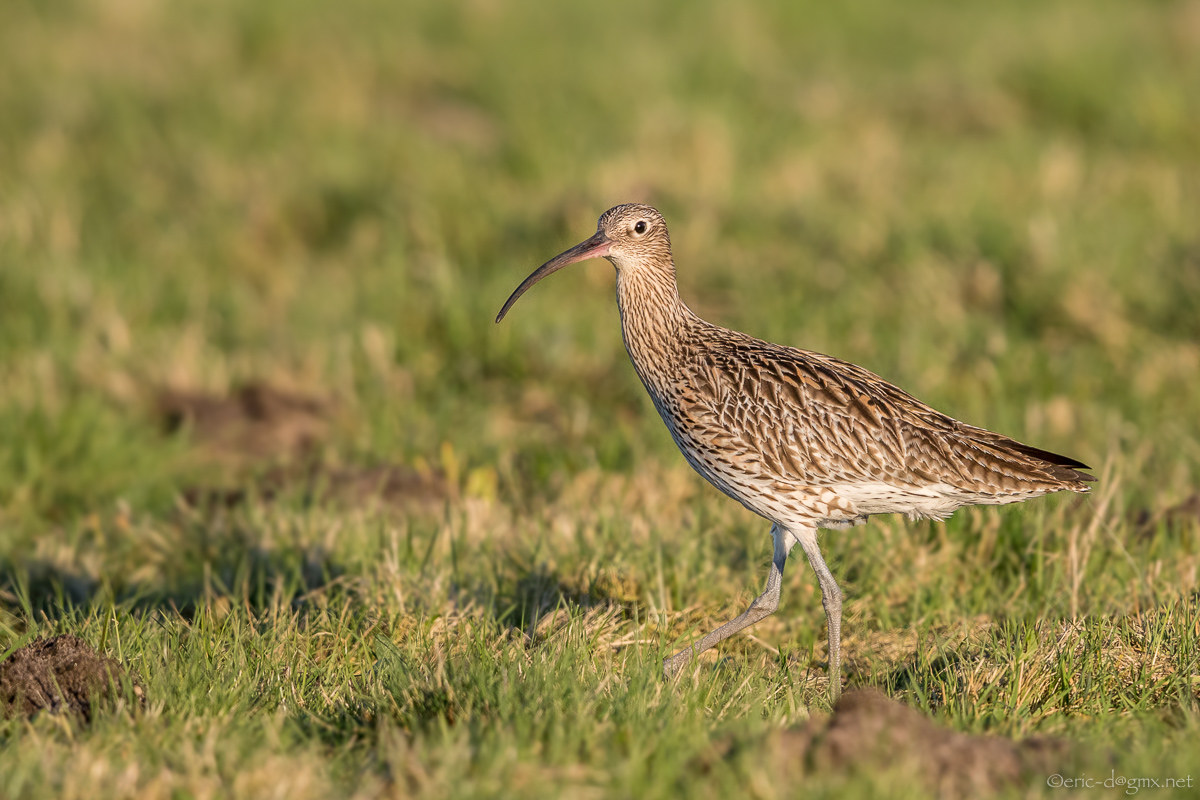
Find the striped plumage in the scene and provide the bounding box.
[497,203,1093,700]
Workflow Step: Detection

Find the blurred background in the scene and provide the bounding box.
[1,0,1199,794]
[1,0,1199,607]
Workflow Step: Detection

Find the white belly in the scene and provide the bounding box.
[827,481,1048,521]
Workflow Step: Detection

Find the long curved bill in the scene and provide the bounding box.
[495,230,611,323]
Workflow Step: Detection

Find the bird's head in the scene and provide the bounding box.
[496,203,672,323]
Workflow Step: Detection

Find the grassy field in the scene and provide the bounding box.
[1,0,1199,796]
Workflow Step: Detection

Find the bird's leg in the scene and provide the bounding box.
[663,523,795,677]
[793,526,843,702]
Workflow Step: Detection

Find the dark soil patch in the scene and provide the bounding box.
[313,464,448,508]
[777,688,1071,798]
[160,382,448,511]
[1,635,145,723]
[1133,492,1200,538]
[181,462,448,512]
[159,382,330,463]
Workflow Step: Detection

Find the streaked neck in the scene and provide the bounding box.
[615,261,694,381]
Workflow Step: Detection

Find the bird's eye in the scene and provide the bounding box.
[633,220,648,235]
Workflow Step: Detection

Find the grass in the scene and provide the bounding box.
[1,0,1199,796]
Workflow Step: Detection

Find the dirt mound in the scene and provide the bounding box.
[779,688,1070,798]
[1,635,145,723]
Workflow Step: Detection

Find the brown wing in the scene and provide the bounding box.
[678,330,1093,493]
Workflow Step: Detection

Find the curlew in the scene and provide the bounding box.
[496,204,1093,700]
